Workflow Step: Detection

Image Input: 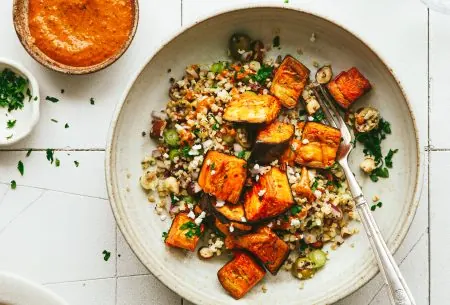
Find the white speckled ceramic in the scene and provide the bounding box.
[106,6,423,305]
[0,58,39,146]
[0,272,68,305]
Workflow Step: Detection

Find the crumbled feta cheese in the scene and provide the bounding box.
[255,175,260,181]
[211,170,216,175]
[192,144,202,150]
[229,224,235,232]
[216,199,225,207]
[302,138,309,145]
[291,142,298,151]
[290,218,301,227]
[314,189,322,199]
[372,195,380,202]
[258,189,266,197]
[203,139,213,150]
[160,215,167,221]
[241,217,247,223]
[253,164,260,170]
[187,211,195,219]
[163,153,169,159]
[308,116,314,121]
[206,159,211,166]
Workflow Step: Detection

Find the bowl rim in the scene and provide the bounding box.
[105,5,424,305]
[0,57,40,146]
[12,0,139,75]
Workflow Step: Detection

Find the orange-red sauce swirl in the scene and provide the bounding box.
[28,0,134,67]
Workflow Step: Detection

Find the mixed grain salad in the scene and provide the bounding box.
[140,33,396,299]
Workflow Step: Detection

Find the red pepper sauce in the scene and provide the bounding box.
[28,0,134,67]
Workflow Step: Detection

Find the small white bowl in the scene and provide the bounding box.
[0,58,40,146]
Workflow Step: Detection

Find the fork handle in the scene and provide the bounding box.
[340,160,416,305]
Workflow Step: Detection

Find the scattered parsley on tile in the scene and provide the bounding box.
[17,160,24,176]
[55,158,60,167]
[46,149,55,164]
[45,96,59,103]
[90,98,95,105]
[102,250,111,261]
[64,123,69,128]
[74,160,79,167]
[51,119,58,123]
[10,180,16,189]
[26,149,32,157]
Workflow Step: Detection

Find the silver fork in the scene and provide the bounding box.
[313,86,416,305]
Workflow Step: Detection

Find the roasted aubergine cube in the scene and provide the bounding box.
[225,226,290,274]
[223,92,281,124]
[251,121,294,164]
[165,213,203,251]
[279,122,306,169]
[214,217,253,237]
[244,167,294,222]
[217,251,266,299]
[326,67,371,109]
[295,122,341,169]
[198,151,247,204]
[270,55,310,109]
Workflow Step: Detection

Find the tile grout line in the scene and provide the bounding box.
[427,7,431,305]
[0,181,108,201]
[0,148,105,152]
[43,273,152,286]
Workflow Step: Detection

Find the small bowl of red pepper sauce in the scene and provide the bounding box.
[13,0,138,74]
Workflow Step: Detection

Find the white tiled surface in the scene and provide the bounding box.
[0,0,444,304]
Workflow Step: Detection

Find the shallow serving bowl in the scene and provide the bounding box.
[12,0,139,75]
[106,6,422,305]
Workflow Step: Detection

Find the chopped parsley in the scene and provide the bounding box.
[17,160,24,176]
[273,35,281,48]
[60,89,65,94]
[355,118,396,182]
[212,123,220,130]
[162,231,168,241]
[46,149,55,164]
[6,134,13,140]
[64,123,69,128]
[0,68,28,112]
[74,160,80,167]
[371,201,383,211]
[102,250,111,261]
[51,119,58,123]
[26,88,32,102]
[10,180,16,189]
[45,96,59,103]
[385,149,398,168]
[210,162,215,170]
[251,65,273,84]
[55,158,60,167]
[90,97,95,105]
[312,109,325,122]
[311,180,319,191]
[180,221,201,238]
[7,119,16,129]
[290,205,302,216]
[181,146,191,158]
[26,149,32,157]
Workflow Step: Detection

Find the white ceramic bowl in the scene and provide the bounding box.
[0,272,68,305]
[0,58,40,146]
[106,6,422,305]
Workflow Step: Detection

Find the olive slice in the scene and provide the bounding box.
[229,33,252,61]
[308,249,327,268]
[197,246,214,260]
[291,257,316,279]
[354,107,380,133]
[315,65,333,84]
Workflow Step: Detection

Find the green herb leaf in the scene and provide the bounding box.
[0,69,28,112]
[102,250,111,261]
[64,123,69,128]
[90,97,95,105]
[7,119,16,129]
[45,96,59,103]
[210,162,215,170]
[212,123,220,130]
[55,158,60,167]
[370,205,376,211]
[51,119,58,123]
[384,149,398,168]
[180,221,201,238]
[312,109,325,122]
[17,160,24,176]
[162,231,168,241]
[26,149,32,157]
[311,180,319,191]
[10,180,16,189]
[74,160,80,167]
[46,149,55,164]
[290,205,302,215]
[181,146,191,158]
[251,65,274,84]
